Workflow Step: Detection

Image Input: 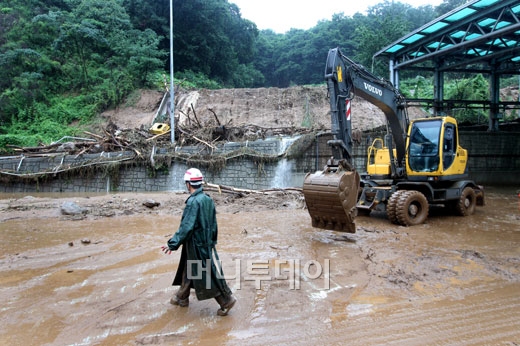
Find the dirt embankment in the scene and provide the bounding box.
[102,86,429,134]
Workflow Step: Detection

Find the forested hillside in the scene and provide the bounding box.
[0,0,466,151]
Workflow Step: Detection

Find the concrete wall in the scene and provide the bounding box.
[0,137,311,193]
[0,131,518,193]
[459,131,520,185]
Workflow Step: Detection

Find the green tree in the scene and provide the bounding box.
[253,30,284,87]
[172,0,258,86]
[125,29,166,87]
[353,1,418,76]
[444,74,488,123]
[123,0,168,33]
[0,0,168,147]
[253,14,358,87]
[435,0,468,16]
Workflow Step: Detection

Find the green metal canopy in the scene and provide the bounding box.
[375,0,520,73]
[374,0,520,130]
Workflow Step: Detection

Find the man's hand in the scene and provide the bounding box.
[161,245,172,255]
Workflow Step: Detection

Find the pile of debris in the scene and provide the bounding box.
[6,119,316,159]
[0,113,321,182]
[5,123,153,158]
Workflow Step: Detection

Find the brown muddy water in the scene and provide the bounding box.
[0,187,519,345]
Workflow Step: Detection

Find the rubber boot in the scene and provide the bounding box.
[215,294,236,316]
[170,295,189,307]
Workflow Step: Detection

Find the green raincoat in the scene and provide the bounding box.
[167,187,232,301]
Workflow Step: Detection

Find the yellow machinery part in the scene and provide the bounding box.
[367,147,392,175]
[366,138,395,176]
[303,167,360,233]
[149,123,171,135]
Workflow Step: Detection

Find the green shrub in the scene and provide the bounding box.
[174,70,222,89]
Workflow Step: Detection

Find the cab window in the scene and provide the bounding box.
[408,120,441,172]
[442,124,456,169]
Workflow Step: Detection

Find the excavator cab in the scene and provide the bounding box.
[406,116,467,178]
[362,117,467,180]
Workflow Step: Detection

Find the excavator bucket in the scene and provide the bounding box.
[303,167,360,233]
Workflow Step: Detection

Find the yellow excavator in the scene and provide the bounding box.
[303,47,484,233]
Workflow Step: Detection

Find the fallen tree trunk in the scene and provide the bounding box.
[204,182,302,195]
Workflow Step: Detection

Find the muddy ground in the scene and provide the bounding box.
[0,187,519,345]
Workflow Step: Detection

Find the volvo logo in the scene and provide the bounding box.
[363,82,383,96]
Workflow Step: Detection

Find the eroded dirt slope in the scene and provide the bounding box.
[103,86,429,133]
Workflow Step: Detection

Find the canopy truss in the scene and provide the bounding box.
[374,0,520,130]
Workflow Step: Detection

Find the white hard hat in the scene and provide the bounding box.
[184,168,203,186]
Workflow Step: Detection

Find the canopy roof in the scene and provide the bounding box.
[374,0,520,73]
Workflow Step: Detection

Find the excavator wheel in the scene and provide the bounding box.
[386,192,400,224]
[395,190,429,226]
[455,186,476,216]
[303,168,360,233]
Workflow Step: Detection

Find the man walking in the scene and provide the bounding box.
[162,168,236,316]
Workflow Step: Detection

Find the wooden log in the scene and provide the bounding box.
[83,131,104,140]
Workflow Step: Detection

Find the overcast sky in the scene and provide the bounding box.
[230,0,445,33]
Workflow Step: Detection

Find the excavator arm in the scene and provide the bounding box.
[325,47,409,172]
[323,46,355,163]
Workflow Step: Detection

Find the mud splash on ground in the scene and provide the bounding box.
[0,187,519,345]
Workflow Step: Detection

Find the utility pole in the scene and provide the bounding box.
[170,0,175,143]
